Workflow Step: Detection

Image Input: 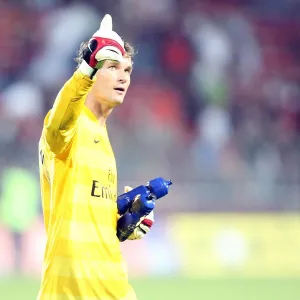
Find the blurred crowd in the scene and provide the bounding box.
[0,0,300,232]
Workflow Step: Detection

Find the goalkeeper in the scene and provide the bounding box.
[37,14,154,300]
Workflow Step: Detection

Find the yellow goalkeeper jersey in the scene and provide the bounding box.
[37,70,136,300]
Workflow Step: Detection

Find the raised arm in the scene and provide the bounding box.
[44,71,92,157]
[43,14,126,157]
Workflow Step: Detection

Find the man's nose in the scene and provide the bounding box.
[117,76,127,84]
[117,72,127,84]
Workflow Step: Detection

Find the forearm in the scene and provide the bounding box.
[44,70,93,155]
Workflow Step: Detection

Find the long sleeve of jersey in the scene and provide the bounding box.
[44,70,94,157]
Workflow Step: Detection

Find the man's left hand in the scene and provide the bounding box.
[127,211,154,240]
[123,185,154,240]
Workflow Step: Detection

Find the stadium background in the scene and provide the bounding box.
[0,0,300,299]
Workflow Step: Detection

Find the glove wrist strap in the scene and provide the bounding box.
[78,60,97,78]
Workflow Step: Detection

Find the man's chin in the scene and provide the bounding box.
[111,97,124,107]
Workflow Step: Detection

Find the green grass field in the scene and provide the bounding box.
[0,277,299,300]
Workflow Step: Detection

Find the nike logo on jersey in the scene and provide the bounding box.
[94,139,100,144]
